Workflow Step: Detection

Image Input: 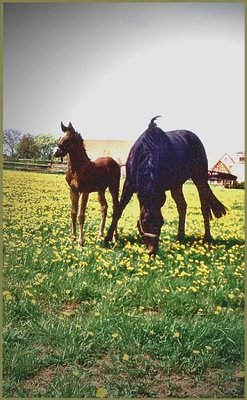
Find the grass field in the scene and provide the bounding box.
[3,170,245,398]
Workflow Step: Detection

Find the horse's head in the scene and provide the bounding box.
[53,122,81,158]
[137,205,164,256]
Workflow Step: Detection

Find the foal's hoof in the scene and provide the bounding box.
[71,236,76,242]
[78,239,84,247]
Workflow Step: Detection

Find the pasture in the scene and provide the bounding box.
[3,170,245,398]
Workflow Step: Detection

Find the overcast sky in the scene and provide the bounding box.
[4,2,244,166]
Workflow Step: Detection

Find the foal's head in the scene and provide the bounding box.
[54,122,82,158]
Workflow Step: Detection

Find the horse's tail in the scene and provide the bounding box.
[209,187,227,219]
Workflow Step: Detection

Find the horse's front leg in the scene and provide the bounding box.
[171,186,187,241]
[105,179,134,244]
[97,190,108,239]
[70,189,79,242]
[78,192,89,246]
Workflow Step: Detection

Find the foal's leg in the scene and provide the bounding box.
[171,186,187,240]
[78,192,89,246]
[70,189,79,242]
[193,180,212,242]
[97,190,108,239]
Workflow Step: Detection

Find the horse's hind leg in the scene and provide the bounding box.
[98,190,108,239]
[192,179,212,242]
[78,192,89,246]
[70,189,79,242]
[171,186,187,240]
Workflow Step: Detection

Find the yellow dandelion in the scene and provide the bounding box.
[122,353,129,361]
[96,387,108,398]
[67,272,73,277]
[112,332,119,339]
[87,331,94,336]
[192,350,200,355]
[228,293,235,299]
[4,293,13,301]
[94,312,100,317]
[173,331,180,338]
[205,346,212,351]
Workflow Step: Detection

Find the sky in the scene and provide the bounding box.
[3,2,244,166]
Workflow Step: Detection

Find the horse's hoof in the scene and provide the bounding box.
[71,236,76,242]
[203,236,212,243]
[78,240,84,247]
[176,233,185,241]
[104,236,111,246]
[97,233,104,240]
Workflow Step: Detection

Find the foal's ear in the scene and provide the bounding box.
[68,122,75,132]
[61,122,67,132]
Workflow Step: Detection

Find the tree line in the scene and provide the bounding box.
[3,129,57,160]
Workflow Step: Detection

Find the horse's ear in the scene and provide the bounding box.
[68,122,75,132]
[61,122,67,132]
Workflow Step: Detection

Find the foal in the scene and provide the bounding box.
[54,122,120,245]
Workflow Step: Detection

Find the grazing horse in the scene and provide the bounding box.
[105,116,226,255]
[54,122,120,245]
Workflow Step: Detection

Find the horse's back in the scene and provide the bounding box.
[94,157,120,176]
[126,127,209,193]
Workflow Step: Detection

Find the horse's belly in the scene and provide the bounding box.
[79,181,107,192]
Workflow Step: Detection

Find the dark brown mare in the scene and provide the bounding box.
[105,116,227,255]
[54,122,120,245]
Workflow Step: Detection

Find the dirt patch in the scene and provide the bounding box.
[22,364,70,395]
[151,369,244,398]
[60,301,82,314]
[21,358,244,398]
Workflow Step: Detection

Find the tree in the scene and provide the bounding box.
[35,134,57,159]
[16,134,40,159]
[3,129,22,156]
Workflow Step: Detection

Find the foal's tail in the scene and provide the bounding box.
[209,187,227,219]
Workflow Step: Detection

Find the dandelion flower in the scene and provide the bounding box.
[173,331,180,338]
[96,387,108,398]
[112,332,119,339]
[122,353,129,361]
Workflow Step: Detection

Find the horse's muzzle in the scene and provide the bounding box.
[53,146,65,158]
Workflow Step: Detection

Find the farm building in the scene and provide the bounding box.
[209,152,245,186]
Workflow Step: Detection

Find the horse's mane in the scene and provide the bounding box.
[75,131,90,161]
[134,117,169,200]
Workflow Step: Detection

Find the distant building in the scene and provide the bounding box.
[210,152,245,184]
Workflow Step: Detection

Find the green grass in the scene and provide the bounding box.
[3,170,245,398]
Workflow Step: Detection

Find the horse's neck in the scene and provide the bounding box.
[68,146,90,174]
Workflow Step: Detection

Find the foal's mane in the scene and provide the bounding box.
[74,131,90,161]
